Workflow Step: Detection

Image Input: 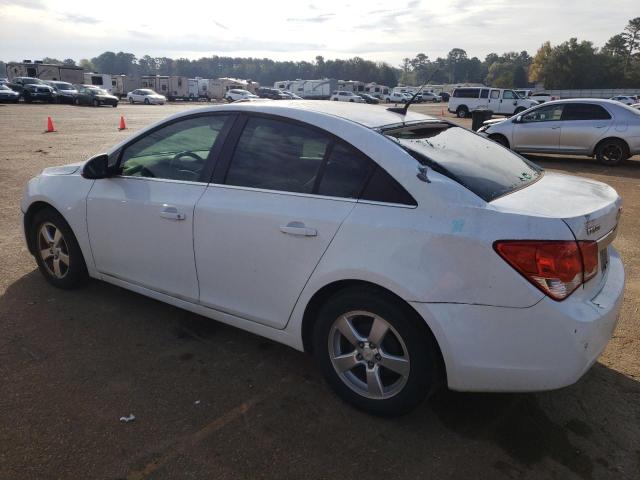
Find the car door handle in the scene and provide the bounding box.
[595,125,607,128]
[279,221,317,237]
[160,206,186,221]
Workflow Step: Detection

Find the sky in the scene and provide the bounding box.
[0,0,636,66]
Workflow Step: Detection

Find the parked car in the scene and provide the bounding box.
[478,99,640,165]
[420,92,442,103]
[330,91,365,102]
[0,84,20,103]
[359,93,380,104]
[257,87,288,100]
[384,91,409,103]
[44,81,78,104]
[280,91,303,100]
[439,92,450,102]
[127,89,166,105]
[609,95,636,106]
[449,87,538,118]
[7,77,56,103]
[0,77,8,86]
[21,101,624,415]
[74,86,118,107]
[530,92,560,104]
[631,103,640,110]
[225,89,259,102]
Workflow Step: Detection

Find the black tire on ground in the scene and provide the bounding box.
[129,97,134,104]
[74,98,80,105]
[386,98,391,103]
[113,103,118,108]
[312,286,439,416]
[24,95,32,103]
[30,207,89,290]
[595,139,629,166]
[144,98,150,105]
[489,134,510,149]
[456,106,468,118]
[92,99,100,107]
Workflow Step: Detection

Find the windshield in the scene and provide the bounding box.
[22,78,42,85]
[140,89,155,95]
[383,124,542,202]
[93,89,109,95]
[54,82,73,90]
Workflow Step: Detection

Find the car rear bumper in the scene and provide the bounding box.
[411,248,624,392]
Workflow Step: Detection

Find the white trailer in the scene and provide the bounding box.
[365,83,390,99]
[110,75,138,98]
[207,78,260,100]
[7,61,84,84]
[279,79,338,99]
[84,73,113,93]
[338,80,366,93]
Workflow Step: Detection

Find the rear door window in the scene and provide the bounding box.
[384,124,542,202]
[561,103,611,121]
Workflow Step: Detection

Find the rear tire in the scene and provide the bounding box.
[456,106,468,118]
[30,207,89,289]
[595,139,629,166]
[144,98,150,105]
[313,287,438,416]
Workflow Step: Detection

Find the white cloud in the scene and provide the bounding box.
[0,0,636,64]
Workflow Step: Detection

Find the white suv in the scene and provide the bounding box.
[330,91,364,102]
[448,87,538,118]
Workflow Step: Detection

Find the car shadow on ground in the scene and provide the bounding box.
[1,270,639,479]
[523,154,640,181]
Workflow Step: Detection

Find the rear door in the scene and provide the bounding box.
[487,89,502,112]
[558,103,612,154]
[193,114,375,329]
[512,103,564,152]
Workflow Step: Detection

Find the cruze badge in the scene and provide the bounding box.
[586,221,601,236]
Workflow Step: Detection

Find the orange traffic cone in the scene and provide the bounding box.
[45,116,56,133]
[441,108,445,116]
[118,116,127,130]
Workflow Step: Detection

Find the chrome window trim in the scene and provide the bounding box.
[112,175,208,187]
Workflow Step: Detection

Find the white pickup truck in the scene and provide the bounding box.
[448,87,538,118]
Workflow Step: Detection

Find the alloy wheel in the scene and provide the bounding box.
[37,222,70,279]
[601,144,623,163]
[328,310,410,400]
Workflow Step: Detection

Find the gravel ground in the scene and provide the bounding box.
[0,101,638,480]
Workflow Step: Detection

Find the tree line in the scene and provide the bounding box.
[2,17,638,89]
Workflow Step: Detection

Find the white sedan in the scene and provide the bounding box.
[21,101,624,415]
[127,89,166,105]
[225,89,259,102]
[330,91,365,103]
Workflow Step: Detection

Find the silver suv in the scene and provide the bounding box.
[478,99,640,166]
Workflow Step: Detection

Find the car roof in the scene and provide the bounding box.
[141,100,434,131]
[539,98,625,107]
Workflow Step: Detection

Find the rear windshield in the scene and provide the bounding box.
[383,124,542,202]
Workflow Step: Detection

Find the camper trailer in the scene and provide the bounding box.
[7,61,84,84]
[338,80,366,93]
[110,75,138,98]
[84,73,113,93]
[365,83,390,99]
[275,79,337,99]
[207,78,259,100]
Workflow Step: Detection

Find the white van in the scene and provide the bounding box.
[448,87,538,118]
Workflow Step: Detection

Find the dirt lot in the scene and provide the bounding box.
[0,101,638,480]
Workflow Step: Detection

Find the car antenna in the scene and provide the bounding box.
[387,67,440,115]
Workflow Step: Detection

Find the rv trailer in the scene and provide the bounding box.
[6,61,84,84]
[338,80,366,93]
[110,75,138,98]
[208,78,260,100]
[364,83,390,99]
[84,73,114,93]
[278,79,338,99]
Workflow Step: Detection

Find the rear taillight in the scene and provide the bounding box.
[494,240,598,301]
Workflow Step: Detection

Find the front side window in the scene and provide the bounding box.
[561,103,611,121]
[225,117,330,193]
[521,104,564,122]
[503,90,516,99]
[119,115,229,181]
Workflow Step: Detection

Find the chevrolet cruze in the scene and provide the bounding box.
[21,101,624,415]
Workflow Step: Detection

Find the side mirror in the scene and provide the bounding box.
[514,116,523,123]
[82,153,111,179]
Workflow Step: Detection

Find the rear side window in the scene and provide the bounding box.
[317,143,373,198]
[561,103,611,121]
[453,88,480,98]
[384,124,542,202]
[225,117,329,193]
[361,167,416,206]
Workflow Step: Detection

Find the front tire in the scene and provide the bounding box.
[92,99,100,107]
[313,287,438,416]
[144,98,150,105]
[456,106,468,118]
[489,134,510,149]
[595,139,629,166]
[30,208,89,289]
[128,97,134,104]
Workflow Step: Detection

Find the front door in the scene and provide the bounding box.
[194,115,375,329]
[87,114,231,301]
[487,89,502,112]
[512,103,565,152]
